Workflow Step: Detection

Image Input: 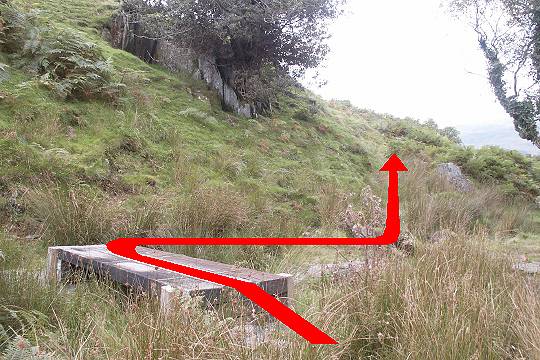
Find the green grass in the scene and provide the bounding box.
[1,0,540,358]
[0,0,536,269]
[2,0,538,244]
[0,10,384,242]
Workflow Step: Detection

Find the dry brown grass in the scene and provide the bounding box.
[6,159,539,359]
[401,158,530,241]
[341,238,540,359]
[27,188,113,246]
[317,184,348,230]
[3,235,538,359]
[167,185,249,238]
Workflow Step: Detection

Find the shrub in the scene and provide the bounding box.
[123,0,343,106]
[385,119,539,199]
[442,146,540,198]
[439,126,461,144]
[0,3,124,101]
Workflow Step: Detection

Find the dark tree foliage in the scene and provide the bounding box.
[122,0,343,105]
[449,0,540,149]
[440,126,462,144]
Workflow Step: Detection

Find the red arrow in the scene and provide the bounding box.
[107,154,407,344]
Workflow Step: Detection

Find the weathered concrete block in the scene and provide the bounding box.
[47,245,292,315]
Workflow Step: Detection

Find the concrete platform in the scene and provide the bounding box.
[513,262,540,274]
[47,245,292,312]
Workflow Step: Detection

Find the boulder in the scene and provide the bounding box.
[437,163,473,192]
[197,56,253,117]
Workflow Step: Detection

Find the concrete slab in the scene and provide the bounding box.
[513,262,540,274]
[47,245,292,313]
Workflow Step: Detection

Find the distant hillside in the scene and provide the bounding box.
[460,123,540,156]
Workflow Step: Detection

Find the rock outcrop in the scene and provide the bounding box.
[437,163,474,192]
[197,56,254,117]
[104,12,255,118]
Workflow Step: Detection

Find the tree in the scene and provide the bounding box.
[448,0,540,149]
[440,126,462,144]
[122,0,344,106]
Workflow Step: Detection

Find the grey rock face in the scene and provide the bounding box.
[197,56,253,118]
[437,163,474,192]
[107,14,254,118]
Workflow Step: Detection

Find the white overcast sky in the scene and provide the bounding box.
[303,0,540,155]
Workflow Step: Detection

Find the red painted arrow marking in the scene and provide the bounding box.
[107,154,408,345]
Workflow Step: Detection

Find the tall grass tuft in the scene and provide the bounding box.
[168,185,249,238]
[317,184,348,230]
[1,232,539,358]
[27,188,113,246]
[318,237,540,359]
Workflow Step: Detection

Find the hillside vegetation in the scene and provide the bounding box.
[0,0,539,359]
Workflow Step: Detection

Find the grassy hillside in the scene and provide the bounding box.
[0,0,390,242]
[1,0,539,358]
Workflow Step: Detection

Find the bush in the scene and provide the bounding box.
[123,0,343,106]
[439,126,461,144]
[442,146,540,198]
[0,3,123,101]
[385,117,539,199]
[383,118,462,149]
